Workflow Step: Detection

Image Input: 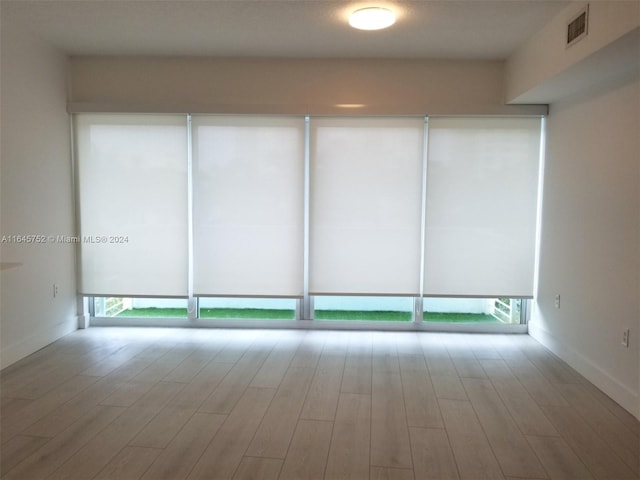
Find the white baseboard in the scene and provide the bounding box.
[529,321,639,420]
[0,321,77,370]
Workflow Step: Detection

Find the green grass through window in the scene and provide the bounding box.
[116,307,500,323]
[115,307,295,319]
[423,312,497,323]
[314,310,412,321]
[116,308,188,318]
[200,308,295,319]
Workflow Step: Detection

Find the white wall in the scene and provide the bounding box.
[68,56,545,116]
[530,77,640,417]
[0,14,77,368]
[506,1,639,103]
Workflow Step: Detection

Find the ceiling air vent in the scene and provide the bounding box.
[567,5,589,47]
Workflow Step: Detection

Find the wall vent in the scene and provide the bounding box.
[567,5,589,47]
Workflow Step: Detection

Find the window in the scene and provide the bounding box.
[309,117,424,295]
[314,296,414,322]
[76,114,542,328]
[192,116,305,297]
[198,297,296,320]
[93,297,189,318]
[424,117,541,297]
[423,297,525,324]
[76,114,188,297]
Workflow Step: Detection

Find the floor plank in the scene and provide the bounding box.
[141,412,227,480]
[3,405,125,480]
[278,419,333,480]
[100,380,156,407]
[211,330,261,364]
[425,356,458,377]
[46,381,183,480]
[187,387,276,480]
[340,349,371,395]
[461,378,547,479]
[371,358,413,469]
[556,383,639,474]
[393,332,423,357]
[519,343,585,385]
[22,371,145,438]
[198,349,271,414]
[300,350,346,421]
[288,331,325,369]
[541,404,637,480]
[129,404,197,449]
[93,445,161,480]
[409,427,459,480]
[398,355,443,429]
[490,378,559,437]
[81,343,151,377]
[131,347,194,384]
[167,361,235,410]
[430,375,468,401]
[233,457,283,480]
[581,382,640,437]
[451,357,488,379]
[526,435,593,480]
[480,355,558,436]
[160,348,223,384]
[1,374,100,443]
[324,393,371,480]
[246,366,316,458]
[370,466,415,480]
[507,357,569,407]
[0,434,51,476]
[249,333,302,388]
[439,399,505,480]
[1,355,63,396]
[0,397,33,421]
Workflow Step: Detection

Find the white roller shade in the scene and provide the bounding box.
[424,117,542,297]
[309,117,424,295]
[76,114,188,296]
[192,116,305,296]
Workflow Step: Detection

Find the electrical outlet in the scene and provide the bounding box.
[53,283,59,298]
[554,294,560,309]
[622,329,630,348]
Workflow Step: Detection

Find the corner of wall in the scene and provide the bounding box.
[1,10,78,369]
[532,78,640,419]
[529,311,639,419]
[506,1,639,104]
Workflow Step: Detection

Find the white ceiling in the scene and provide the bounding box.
[2,0,568,60]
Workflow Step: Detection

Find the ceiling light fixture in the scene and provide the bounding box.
[349,7,396,31]
[335,103,366,109]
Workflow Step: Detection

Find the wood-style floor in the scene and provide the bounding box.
[1,328,638,480]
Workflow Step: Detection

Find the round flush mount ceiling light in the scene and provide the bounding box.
[349,7,396,30]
